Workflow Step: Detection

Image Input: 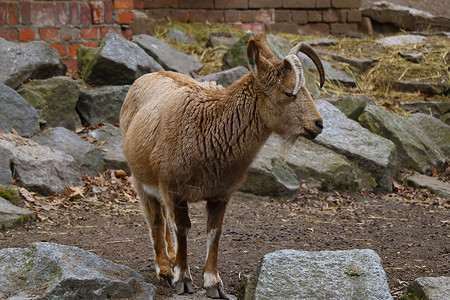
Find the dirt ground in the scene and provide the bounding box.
[361,0,450,18]
[1,167,449,299]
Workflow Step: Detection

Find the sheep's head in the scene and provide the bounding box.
[246,33,325,142]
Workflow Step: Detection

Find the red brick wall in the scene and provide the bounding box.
[0,0,134,71]
[0,0,362,72]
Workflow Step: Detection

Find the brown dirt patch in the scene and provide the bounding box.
[1,171,449,299]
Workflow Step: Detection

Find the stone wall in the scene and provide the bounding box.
[0,0,362,71]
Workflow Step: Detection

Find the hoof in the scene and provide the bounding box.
[160,274,174,288]
[174,278,194,295]
[205,283,229,299]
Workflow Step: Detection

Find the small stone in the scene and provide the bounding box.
[166,29,195,43]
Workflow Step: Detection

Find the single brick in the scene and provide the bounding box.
[143,0,178,8]
[215,0,248,9]
[56,2,69,25]
[63,58,77,71]
[206,10,225,23]
[69,1,80,25]
[134,0,144,9]
[80,2,92,25]
[50,43,68,56]
[255,9,274,23]
[31,2,56,26]
[233,23,266,31]
[114,0,134,10]
[19,28,36,41]
[60,27,81,41]
[266,22,298,34]
[81,27,99,40]
[316,0,331,8]
[331,22,358,34]
[298,23,330,35]
[21,2,31,25]
[188,10,207,22]
[283,0,315,8]
[224,10,240,23]
[347,9,362,22]
[291,10,308,24]
[0,28,18,40]
[68,44,78,57]
[149,9,170,20]
[40,27,59,40]
[8,2,20,25]
[240,10,257,23]
[171,10,189,22]
[323,9,345,22]
[331,0,361,8]
[100,26,119,38]
[308,10,322,22]
[117,11,134,24]
[43,2,56,25]
[0,3,6,25]
[275,9,290,22]
[121,26,133,40]
[180,0,213,9]
[249,0,282,8]
[91,1,104,24]
[104,0,114,24]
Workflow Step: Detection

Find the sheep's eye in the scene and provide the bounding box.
[284,92,295,98]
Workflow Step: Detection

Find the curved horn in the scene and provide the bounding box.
[283,54,305,95]
[289,42,325,88]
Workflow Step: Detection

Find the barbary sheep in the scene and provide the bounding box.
[120,32,325,299]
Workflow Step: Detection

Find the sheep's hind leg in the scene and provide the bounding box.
[204,199,229,299]
[135,183,174,286]
[168,200,195,294]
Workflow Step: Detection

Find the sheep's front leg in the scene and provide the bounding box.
[204,199,229,299]
[170,200,194,295]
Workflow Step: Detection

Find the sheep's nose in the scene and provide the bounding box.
[315,120,324,130]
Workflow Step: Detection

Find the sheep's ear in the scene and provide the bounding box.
[246,39,260,76]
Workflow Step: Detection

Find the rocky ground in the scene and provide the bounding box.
[1,167,449,299]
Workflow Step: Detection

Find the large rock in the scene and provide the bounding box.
[0,242,156,299]
[405,174,450,198]
[0,83,39,137]
[132,34,202,76]
[359,105,446,174]
[333,96,370,121]
[363,2,450,32]
[388,80,446,96]
[242,135,376,195]
[0,147,12,185]
[402,277,450,300]
[314,101,398,191]
[245,249,392,300]
[88,123,128,173]
[400,101,450,125]
[0,132,81,195]
[33,127,105,177]
[166,29,195,43]
[197,66,248,87]
[17,76,81,130]
[407,113,450,157]
[0,196,34,230]
[375,34,427,47]
[78,31,162,85]
[77,85,130,126]
[0,38,67,89]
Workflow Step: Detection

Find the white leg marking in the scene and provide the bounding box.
[205,228,219,261]
[174,265,192,282]
[143,184,160,199]
[204,272,222,287]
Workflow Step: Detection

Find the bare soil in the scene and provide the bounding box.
[1,169,449,299]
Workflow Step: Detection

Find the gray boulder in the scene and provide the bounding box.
[407,113,450,157]
[388,80,446,96]
[0,38,66,89]
[0,83,39,137]
[314,101,398,191]
[77,85,130,126]
[197,66,248,87]
[359,105,446,174]
[245,249,392,300]
[132,34,202,76]
[363,2,450,32]
[0,196,34,231]
[166,29,195,43]
[17,76,81,130]
[402,277,450,300]
[78,31,162,85]
[0,148,12,185]
[89,123,129,173]
[400,101,450,125]
[0,132,81,195]
[327,53,374,73]
[208,32,239,49]
[405,174,450,198]
[242,135,376,195]
[33,127,105,176]
[375,34,427,47]
[333,96,370,121]
[0,242,156,299]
